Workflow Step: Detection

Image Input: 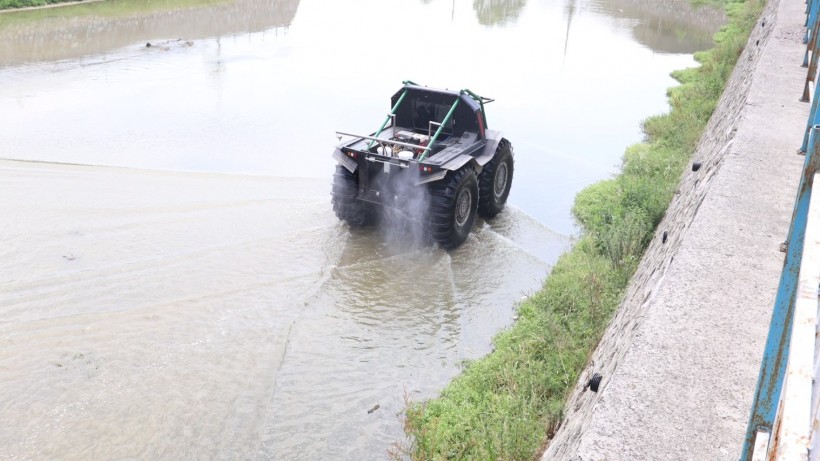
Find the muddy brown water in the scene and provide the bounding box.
[0,0,724,458]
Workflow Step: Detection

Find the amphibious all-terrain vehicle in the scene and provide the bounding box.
[331,81,514,249]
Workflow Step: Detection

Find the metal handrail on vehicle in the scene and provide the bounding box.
[462,88,492,129]
[741,2,820,458]
[359,82,491,162]
[419,97,460,162]
[368,90,408,150]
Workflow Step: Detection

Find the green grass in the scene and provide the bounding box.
[0,0,76,9]
[399,0,766,459]
[0,0,227,15]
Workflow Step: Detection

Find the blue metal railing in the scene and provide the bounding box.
[802,0,820,149]
[741,1,820,459]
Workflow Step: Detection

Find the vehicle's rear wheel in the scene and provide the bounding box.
[331,165,374,227]
[478,138,514,219]
[426,168,478,249]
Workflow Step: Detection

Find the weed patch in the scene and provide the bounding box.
[0,0,70,9]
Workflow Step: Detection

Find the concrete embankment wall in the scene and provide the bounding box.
[543,0,809,458]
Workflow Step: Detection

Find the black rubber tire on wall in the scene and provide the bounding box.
[331,165,374,227]
[425,168,479,249]
[478,138,514,219]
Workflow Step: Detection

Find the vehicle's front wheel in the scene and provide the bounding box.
[426,168,478,249]
[478,138,514,219]
[331,165,374,227]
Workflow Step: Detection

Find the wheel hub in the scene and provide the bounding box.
[455,188,472,227]
[494,162,508,199]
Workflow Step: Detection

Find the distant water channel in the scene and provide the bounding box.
[0,0,724,458]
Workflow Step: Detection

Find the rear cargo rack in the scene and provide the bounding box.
[336,131,432,154]
[360,81,481,162]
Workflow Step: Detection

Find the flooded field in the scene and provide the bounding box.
[0,0,725,458]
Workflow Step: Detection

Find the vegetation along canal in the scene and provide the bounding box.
[0,0,725,458]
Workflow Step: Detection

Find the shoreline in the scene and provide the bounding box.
[402,0,772,459]
[0,0,105,14]
[546,0,807,456]
[0,158,330,183]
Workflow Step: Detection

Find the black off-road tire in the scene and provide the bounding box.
[478,138,514,219]
[331,165,374,227]
[425,168,478,249]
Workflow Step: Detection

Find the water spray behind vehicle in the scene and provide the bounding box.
[331,81,515,250]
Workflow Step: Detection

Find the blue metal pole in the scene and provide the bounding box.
[739,126,820,460]
[800,76,820,153]
[801,29,820,102]
[806,0,819,43]
[803,17,816,67]
[805,0,810,43]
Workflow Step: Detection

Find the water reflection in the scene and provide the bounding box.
[0,0,300,67]
[587,0,726,53]
[563,0,576,57]
[473,0,527,26]
[0,0,725,69]
[412,0,730,54]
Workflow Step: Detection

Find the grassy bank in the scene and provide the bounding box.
[399,0,766,459]
[0,0,78,10]
[0,0,225,13]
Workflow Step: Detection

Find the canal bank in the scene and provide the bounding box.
[0,0,80,11]
[543,0,808,458]
[0,0,732,458]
